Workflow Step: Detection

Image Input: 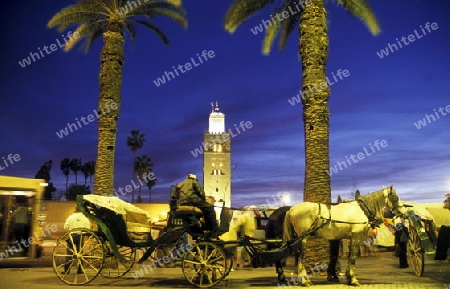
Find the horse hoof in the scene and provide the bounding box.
[347,280,360,286]
[277,274,286,282]
[327,276,340,283]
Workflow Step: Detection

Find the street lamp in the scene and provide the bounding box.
[280,192,290,206]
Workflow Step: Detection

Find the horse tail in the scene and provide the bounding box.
[282,209,293,243]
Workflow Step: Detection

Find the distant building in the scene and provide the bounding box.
[444,194,450,209]
[203,102,231,207]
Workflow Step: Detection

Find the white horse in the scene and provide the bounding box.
[220,209,256,240]
[282,186,401,286]
[220,210,257,269]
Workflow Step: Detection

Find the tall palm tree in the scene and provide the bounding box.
[126,130,146,202]
[60,158,71,193]
[69,158,82,185]
[224,0,380,267]
[47,0,187,197]
[134,155,154,203]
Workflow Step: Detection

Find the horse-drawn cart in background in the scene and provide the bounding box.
[401,205,443,277]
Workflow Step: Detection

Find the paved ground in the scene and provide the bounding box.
[0,250,449,289]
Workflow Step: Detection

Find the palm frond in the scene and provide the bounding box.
[123,20,138,42]
[134,20,170,45]
[128,2,186,17]
[278,15,299,51]
[225,0,275,33]
[47,1,108,32]
[143,7,188,29]
[262,11,282,55]
[336,0,381,35]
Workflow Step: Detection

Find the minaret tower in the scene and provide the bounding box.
[203,102,231,206]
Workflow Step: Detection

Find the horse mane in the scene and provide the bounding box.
[357,188,387,222]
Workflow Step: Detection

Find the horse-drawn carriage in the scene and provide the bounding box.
[52,187,300,287]
[52,185,419,287]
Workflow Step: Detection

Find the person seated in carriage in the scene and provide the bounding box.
[175,174,219,236]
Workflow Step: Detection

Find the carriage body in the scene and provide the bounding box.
[52,193,237,287]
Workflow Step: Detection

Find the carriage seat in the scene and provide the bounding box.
[176,205,203,216]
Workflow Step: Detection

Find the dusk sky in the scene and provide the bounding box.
[1,0,449,208]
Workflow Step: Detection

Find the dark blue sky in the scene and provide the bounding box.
[1,0,449,207]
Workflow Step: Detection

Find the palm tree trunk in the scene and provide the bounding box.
[132,152,136,202]
[137,181,142,203]
[300,0,331,269]
[93,27,124,196]
[65,176,68,193]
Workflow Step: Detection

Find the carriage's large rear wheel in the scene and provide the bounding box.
[407,226,424,276]
[100,243,136,278]
[52,229,104,285]
[182,242,228,288]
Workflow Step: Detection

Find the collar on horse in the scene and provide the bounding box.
[356,198,383,226]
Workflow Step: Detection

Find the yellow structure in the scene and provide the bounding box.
[0,175,47,259]
[203,102,231,207]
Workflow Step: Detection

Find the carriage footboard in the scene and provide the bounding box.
[241,236,302,268]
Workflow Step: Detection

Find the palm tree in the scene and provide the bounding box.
[224,0,380,267]
[126,130,146,202]
[60,158,71,193]
[88,160,96,186]
[146,177,157,203]
[47,0,187,197]
[134,155,154,203]
[69,158,82,185]
[80,161,94,186]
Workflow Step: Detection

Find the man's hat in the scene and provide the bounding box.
[187,174,197,180]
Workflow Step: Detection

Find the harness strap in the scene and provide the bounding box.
[357,199,383,226]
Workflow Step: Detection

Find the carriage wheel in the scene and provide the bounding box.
[182,242,227,288]
[52,229,104,285]
[100,243,136,278]
[407,226,424,276]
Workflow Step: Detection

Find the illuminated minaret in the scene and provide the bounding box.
[203,102,231,207]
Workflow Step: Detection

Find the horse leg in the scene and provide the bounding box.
[346,238,361,286]
[296,239,313,286]
[275,260,286,282]
[327,239,340,282]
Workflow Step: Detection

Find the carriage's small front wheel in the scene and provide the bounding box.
[182,242,228,288]
[52,229,104,285]
[100,243,136,278]
[407,225,424,276]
